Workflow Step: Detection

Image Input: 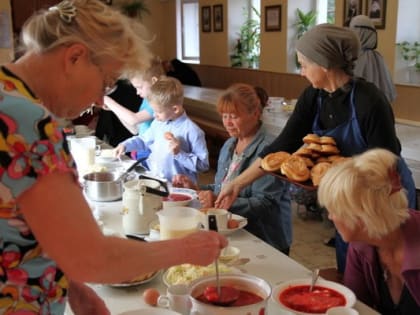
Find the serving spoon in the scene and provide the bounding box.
[309,268,320,292]
[205,215,240,306]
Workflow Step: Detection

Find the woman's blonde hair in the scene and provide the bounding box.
[19,0,152,78]
[318,148,409,239]
[147,77,184,108]
[216,83,266,116]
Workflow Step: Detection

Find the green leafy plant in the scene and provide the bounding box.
[120,0,150,20]
[231,6,260,68]
[294,9,317,39]
[293,9,317,69]
[397,41,420,71]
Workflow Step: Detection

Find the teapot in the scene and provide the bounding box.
[122,175,169,234]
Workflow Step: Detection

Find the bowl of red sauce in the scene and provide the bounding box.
[163,192,193,208]
[272,278,356,315]
[189,273,271,315]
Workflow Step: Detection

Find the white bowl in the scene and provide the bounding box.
[162,192,193,208]
[271,278,356,315]
[219,246,240,262]
[189,273,271,315]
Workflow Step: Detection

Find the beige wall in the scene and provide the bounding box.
[259,0,288,72]
[0,0,14,63]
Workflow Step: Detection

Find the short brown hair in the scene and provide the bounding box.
[216,83,265,115]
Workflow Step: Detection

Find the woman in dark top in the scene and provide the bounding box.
[216,24,416,274]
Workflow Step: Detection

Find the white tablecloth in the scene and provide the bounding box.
[65,197,379,315]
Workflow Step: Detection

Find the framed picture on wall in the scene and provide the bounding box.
[366,0,387,29]
[213,4,223,32]
[201,6,211,32]
[343,0,362,26]
[265,5,282,32]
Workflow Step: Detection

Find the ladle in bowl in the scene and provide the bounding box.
[204,215,240,306]
[309,268,320,292]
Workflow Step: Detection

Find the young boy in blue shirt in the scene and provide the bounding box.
[115,77,209,183]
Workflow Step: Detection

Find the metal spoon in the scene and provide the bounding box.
[206,215,240,306]
[309,268,320,292]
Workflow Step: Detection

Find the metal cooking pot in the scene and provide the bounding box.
[83,172,123,202]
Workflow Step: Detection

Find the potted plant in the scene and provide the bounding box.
[120,0,150,19]
[397,41,420,71]
[396,41,420,84]
[293,9,317,69]
[231,7,260,69]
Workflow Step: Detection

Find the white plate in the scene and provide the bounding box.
[271,278,356,315]
[218,214,247,235]
[107,270,161,288]
[118,309,181,315]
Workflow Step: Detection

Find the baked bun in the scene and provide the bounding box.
[311,162,332,186]
[280,156,310,182]
[303,133,321,144]
[321,144,340,155]
[319,136,336,145]
[164,132,174,140]
[261,151,291,172]
[294,146,313,157]
[307,142,323,153]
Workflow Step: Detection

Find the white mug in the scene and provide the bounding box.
[202,208,229,230]
[157,284,191,315]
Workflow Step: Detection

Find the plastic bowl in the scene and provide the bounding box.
[162,192,193,208]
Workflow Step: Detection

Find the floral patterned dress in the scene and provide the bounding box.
[0,67,74,314]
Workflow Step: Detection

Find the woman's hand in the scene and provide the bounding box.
[214,181,240,210]
[68,281,110,315]
[198,190,216,208]
[172,174,198,189]
[182,230,228,266]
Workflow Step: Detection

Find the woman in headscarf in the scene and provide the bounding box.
[350,15,397,103]
[215,24,416,274]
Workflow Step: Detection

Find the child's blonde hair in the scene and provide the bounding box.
[147,77,184,108]
[318,148,409,239]
[138,56,165,83]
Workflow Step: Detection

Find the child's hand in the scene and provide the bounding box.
[198,190,216,208]
[165,132,181,155]
[172,174,198,189]
[114,144,125,157]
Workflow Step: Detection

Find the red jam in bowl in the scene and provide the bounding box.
[196,288,263,307]
[163,193,192,202]
[278,285,346,313]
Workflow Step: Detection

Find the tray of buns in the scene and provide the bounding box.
[261,134,349,191]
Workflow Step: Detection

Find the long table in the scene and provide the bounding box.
[65,196,379,315]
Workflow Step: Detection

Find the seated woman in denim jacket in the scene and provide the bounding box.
[173,83,292,254]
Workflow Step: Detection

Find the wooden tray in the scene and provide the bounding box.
[261,168,317,191]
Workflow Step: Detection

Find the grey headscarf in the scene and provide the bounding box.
[296,24,360,75]
[350,15,397,102]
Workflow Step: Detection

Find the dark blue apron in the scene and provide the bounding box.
[313,82,416,273]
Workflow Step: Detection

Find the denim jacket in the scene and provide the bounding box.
[201,125,292,251]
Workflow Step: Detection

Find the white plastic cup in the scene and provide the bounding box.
[326,307,359,315]
[157,207,203,240]
[157,284,191,315]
